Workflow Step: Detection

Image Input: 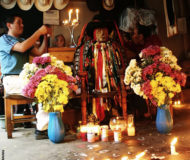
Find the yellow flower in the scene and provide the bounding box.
[35,74,70,112]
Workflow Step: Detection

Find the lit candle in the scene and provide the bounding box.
[127,123,135,136]
[121,156,128,160]
[170,137,179,155]
[135,151,145,160]
[63,19,69,25]
[114,129,122,143]
[72,19,78,25]
[68,9,73,22]
[101,125,109,142]
[76,9,79,21]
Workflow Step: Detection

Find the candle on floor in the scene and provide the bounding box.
[170,137,179,155]
[127,123,135,136]
[101,125,109,142]
[135,151,145,160]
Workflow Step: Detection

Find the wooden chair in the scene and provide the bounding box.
[4,93,36,139]
[79,69,127,125]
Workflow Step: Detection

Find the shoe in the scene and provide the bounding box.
[35,129,48,140]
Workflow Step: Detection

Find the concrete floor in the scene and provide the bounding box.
[0,89,190,160]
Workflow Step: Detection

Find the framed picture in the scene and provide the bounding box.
[43,10,60,25]
[163,0,178,37]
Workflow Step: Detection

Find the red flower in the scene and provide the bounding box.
[141,45,160,57]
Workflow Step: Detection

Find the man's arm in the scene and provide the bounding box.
[12,25,51,53]
[30,35,48,56]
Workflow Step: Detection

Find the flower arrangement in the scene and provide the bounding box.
[19,53,78,112]
[124,45,186,107]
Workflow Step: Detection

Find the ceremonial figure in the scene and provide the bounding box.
[74,19,125,123]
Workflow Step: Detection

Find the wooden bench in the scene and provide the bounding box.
[4,93,36,138]
[4,47,76,138]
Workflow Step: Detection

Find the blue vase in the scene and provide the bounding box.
[48,112,65,143]
[156,104,173,134]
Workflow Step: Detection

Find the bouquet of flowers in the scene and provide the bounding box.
[19,53,78,112]
[124,45,186,107]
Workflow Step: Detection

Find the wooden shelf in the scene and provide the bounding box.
[30,47,76,63]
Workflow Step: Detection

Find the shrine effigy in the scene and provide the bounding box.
[74,17,127,124]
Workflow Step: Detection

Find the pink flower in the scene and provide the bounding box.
[33,56,51,65]
[158,63,172,75]
[141,45,160,57]
[171,71,187,87]
[142,63,157,81]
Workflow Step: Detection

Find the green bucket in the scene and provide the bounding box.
[0,115,5,129]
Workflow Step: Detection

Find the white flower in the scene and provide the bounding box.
[41,53,50,57]
[160,47,182,70]
[19,63,39,85]
[139,52,143,58]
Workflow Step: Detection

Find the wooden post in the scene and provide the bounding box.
[79,71,87,125]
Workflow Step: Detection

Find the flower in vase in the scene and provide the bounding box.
[20,53,78,112]
[124,45,186,107]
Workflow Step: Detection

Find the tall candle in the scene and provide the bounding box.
[76,9,79,21]
[68,9,73,22]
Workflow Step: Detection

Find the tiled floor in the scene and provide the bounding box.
[0,89,190,160]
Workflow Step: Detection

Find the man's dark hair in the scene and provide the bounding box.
[2,14,22,33]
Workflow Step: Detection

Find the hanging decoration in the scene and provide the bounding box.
[0,0,16,9]
[17,0,34,11]
[34,0,53,12]
[53,0,69,10]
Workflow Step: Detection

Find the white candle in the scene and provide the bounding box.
[76,9,79,21]
[68,9,73,22]
[135,151,145,160]
[63,19,69,25]
[127,124,135,136]
[170,137,179,155]
[114,130,122,142]
[101,125,108,142]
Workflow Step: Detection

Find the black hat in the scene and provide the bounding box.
[86,0,101,12]
[85,20,114,38]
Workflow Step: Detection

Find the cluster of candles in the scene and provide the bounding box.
[62,8,79,26]
[79,116,135,143]
[79,115,179,159]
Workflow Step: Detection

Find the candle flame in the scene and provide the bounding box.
[171,137,178,145]
[80,125,87,132]
[135,151,145,160]
[121,156,128,160]
[76,9,79,13]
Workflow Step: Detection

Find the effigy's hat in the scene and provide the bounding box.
[85,20,114,38]
[102,0,115,11]
[0,0,16,9]
[35,0,53,12]
[53,0,69,10]
[17,0,34,11]
[86,0,101,12]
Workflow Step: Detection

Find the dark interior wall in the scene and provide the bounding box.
[144,0,190,60]
[0,3,42,38]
